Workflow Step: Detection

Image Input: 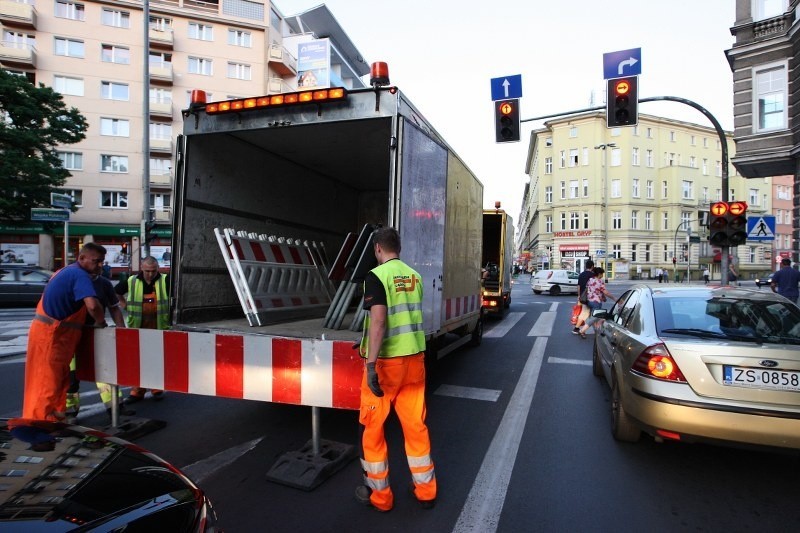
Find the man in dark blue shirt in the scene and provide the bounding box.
[771,258,800,305]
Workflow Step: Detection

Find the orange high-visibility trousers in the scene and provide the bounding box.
[22,299,87,421]
[359,352,436,511]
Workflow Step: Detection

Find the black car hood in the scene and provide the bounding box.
[0,418,206,531]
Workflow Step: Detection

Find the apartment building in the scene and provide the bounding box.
[518,112,773,281]
[0,0,368,270]
[727,0,799,262]
[773,175,794,263]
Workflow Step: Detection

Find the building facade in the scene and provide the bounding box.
[727,0,799,262]
[518,112,773,281]
[0,0,368,271]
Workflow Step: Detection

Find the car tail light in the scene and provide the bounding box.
[631,343,686,382]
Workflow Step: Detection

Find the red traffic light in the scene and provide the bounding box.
[728,201,747,216]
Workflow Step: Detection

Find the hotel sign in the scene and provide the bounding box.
[553,230,593,237]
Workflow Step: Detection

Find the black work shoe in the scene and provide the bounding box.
[409,483,436,510]
[124,395,143,405]
[152,391,165,401]
[354,486,390,512]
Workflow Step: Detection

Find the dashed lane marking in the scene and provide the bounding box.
[434,384,501,402]
[548,357,591,367]
[484,312,525,338]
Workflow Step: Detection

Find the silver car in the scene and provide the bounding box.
[591,285,800,451]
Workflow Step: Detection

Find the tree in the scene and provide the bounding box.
[0,69,88,221]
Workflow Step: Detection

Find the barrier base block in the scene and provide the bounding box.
[100,417,167,441]
[266,439,356,491]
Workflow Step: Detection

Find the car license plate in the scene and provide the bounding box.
[723,366,800,392]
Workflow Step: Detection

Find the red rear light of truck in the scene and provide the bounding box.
[204,88,347,115]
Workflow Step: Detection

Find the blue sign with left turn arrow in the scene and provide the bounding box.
[490,74,522,101]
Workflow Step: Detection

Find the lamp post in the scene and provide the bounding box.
[673,219,695,283]
[594,143,616,278]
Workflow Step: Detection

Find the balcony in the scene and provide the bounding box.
[268,44,297,76]
[0,0,37,29]
[150,100,172,119]
[183,0,218,14]
[151,209,172,222]
[149,28,173,48]
[150,170,172,187]
[150,138,172,153]
[150,63,173,83]
[267,77,294,94]
[0,41,36,67]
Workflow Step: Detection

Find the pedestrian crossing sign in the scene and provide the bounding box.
[746,215,775,242]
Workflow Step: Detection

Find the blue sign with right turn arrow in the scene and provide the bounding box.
[603,48,642,80]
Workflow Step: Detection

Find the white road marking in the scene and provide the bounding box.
[548,357,591,367]
[181,437,264,484]
[434,384,501,402]
[453,336,547,533]
[0,357,25,365]
[527,311,556,336]
[483,312,525,338]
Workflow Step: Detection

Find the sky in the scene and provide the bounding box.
[274,0,736,218]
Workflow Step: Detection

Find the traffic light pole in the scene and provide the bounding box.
[523,95,730,283]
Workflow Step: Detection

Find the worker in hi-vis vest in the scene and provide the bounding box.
[115,256,170,403]
[355,227,436,513]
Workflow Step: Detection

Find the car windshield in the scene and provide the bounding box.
[654,295,800,344]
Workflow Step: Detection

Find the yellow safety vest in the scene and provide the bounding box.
[126,274,170,329]
[361,259,426,358]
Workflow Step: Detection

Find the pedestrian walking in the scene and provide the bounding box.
[770,258,800,305]
[355,227,436,512]
[573,260,595,334]
[656,267,662,283]
[578,267,617,339]
[728,264,738,285]
[115,256,170,403]
[703,267,710,285]
[22,243,107,421]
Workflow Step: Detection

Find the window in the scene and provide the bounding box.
[610,148,621,166]
[545,137,553,147]
[188,57,213,76]
[569,126,578,137]
[55,1,84,20]
[544,186,552,203]
[150,157,171,176]
[646,127,653,138]
[559,150,566,168]
[662,180,668,198]
[702,158,708,175]
[151,192,171,210]
[690,135,696,146]
[189,22,214,41]
[149,52,172,68]
[669,131,676,142]
[645,149,653,167]
[100,118,129,137]
[570,211,580,230]
[150,87,172,104]
[582,147,589,165]
[681,211,692,227]
[100,155,128,173]
[646,180,653,199]
[611,179,621,198]
[632,178,640,198]
[545,215,552,233]
[560,181,566,200]
[662,212,669,230]
[612,244,621,259]
[227,62,251,80]
[682,180,693,199]
[53,75,83,96]
[101,44,130,64]
[753,64,788,131]
[560,212,566,230]
[569,180,579,199]
[645,212,652,230]
[54,37,84,58]
[612,212,621,230]
[748,246,757,263]
[101,191,128,208]
[101,81,129,101]
[57,151,82,170]
[149,16,172,31]
[631,244,637,262]
[667,153,677,166]
[703,137,708,148]
[149,122,171,140]
[645,244,651,262]
[101,8,130,28]
[749,188,759,206]
[702,187,709,203]
[689,156,696,168]
[715,160,722,177]
[224,0,264,20]
[59,189,82,207]
[569,149,578,167]
[631,210,639,230]
[3,30,35,49]
[582,179,589,197]
[664,244,669,262]
[754,0,788,21]
[583,212,589,229]
[228,29,252,47]
[544,157,553,174]
[631,147,639,166]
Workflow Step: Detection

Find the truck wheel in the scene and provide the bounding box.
[549,285,561,296]
[424,342,438,385]
[504,295,511,309]
[469,316,484,347]
[611,375,641,442]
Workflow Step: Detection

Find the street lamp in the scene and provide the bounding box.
[673,219,696,283]
[594,143,616,278]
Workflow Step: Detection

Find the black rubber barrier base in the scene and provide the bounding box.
[101,417,167,441]
[266,439,356,491]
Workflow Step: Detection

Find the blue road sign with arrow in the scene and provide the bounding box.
[490,74,522,101]
[603,48,642,80]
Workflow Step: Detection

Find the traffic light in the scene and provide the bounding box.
[495,99,520,143]
[726,201,748,246]
[144,220,157,245]
[606,76,638,127]
[708,201,749,247]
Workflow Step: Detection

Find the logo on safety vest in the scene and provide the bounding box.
[393,275,418,292]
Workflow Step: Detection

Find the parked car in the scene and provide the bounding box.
[531,269,579,296]
[755,274,774,288]
[591,285,800,451]
[0,265,52,306]
[0,418,220,531]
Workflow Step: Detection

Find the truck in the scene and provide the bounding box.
[79,80,485,417]
[481,207,514,315]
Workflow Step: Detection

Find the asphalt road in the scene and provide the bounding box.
[2,279,798,532]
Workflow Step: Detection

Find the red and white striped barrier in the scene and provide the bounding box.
[444,294,481,322]
[76,328,364,410]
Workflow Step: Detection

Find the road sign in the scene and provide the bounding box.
[595,249,606,257]
[746,215,775,242]
[490,74,522,101]
[50,192,72,209]
[697,210,709,227]
[31,208,70,222]
[603,48,642,80]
